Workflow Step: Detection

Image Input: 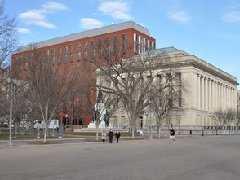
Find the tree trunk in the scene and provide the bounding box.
[43,128,47,143]
[131,128,135,139]
[157,126,161,139]
[96,124,99,141]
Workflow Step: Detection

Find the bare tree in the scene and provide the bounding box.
[151,72,183,138]
[93,45,166,139]
[213,110,228,128]
[0,0,17,88]
[13,46,76,143]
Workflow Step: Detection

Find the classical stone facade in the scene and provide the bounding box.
[98,47,238,129]
[238,91,240,115]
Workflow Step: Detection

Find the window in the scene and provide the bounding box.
[64,46,68,63]
[91,40,95,59]
[140,36,143,53]
[144,38,148,51]
[77,43,81,61]
[114,35,118,54]
[46,50,50,62]
[98,38,102,58]
[122,34,126,55]
[51,49,55,64]
[40,51,44,62]
[149,40,152,50]
[57,47,61,64]
[84,41,88,60]
[134,33,139,54]
[70,44,74,62]
[106,37,110,56]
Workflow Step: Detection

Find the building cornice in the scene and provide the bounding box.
[16,21,151,52]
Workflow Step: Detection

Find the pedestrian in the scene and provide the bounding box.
[108,129,114,143]
[101,130,107,143]
[170,128,176,144]
[115,131,121,143]
[189,129,192,138]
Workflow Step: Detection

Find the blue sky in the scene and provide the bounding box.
[6,0,240,89]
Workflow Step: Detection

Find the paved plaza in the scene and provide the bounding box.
[0,135,240,180]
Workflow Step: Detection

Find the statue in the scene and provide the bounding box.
[87,89,112,129]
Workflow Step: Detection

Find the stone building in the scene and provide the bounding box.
[97,47,238,129]
[238,90,240,115]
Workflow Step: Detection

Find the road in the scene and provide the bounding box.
[0,136,240,180]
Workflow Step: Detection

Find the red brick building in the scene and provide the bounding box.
[14,21,156,127]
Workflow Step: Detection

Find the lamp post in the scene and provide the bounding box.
[37,121,40,138]
[149,101,153,140]
[8,78,13,147]
[65,114,69,128]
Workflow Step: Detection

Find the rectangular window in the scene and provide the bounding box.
[84,41,88,60]
[91,40,95,59]
[122,34,126,55]
[51,49,55,64]
[106,37,110,57]
[57,47,61,64]
[70,44,74,62]
[144,38,148,51]
[134,33,139,54]
[149,40,152,50]
[77,43,81,61]
[64,46,68,63]
[40,51,44,62]
[98,38,102,58]
[139,36,142,53]
[46,50,50,62]
[114,35,118,54]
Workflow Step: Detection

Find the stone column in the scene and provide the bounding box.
[209,80,212,111]
[212,81,215,111]
[193,73,198,109]
[221,84,223,110]
[204,78,208,111]
[217,82,220,110]
[197,74,201,110]
[201,77,205,110]
[226,86,229,109]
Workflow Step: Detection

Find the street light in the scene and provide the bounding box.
[37,121,40,138]
[149,101,153,140]
[8,78,13,147]
[65,114,69,128]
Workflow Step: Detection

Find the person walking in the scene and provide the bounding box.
[115,131,121,143]
[108,129,114,143]
[170,128,176,144]
[101,130,107,143]
[189,129,192,138]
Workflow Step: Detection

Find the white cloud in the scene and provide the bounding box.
[19,1,69,29]
[42,2,69,11]
[19,10,45,21]
[168,11,190,23]
[98,1,132,20]
[17,28,31,34]
[222,11,240,23]
[80,18,103,29]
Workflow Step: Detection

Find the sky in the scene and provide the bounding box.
[5,0,240,89]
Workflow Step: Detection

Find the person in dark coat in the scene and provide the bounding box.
[170,128,176,144]
[115,131,121,143]
[189,129,192,138]
[108,129,114,143]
